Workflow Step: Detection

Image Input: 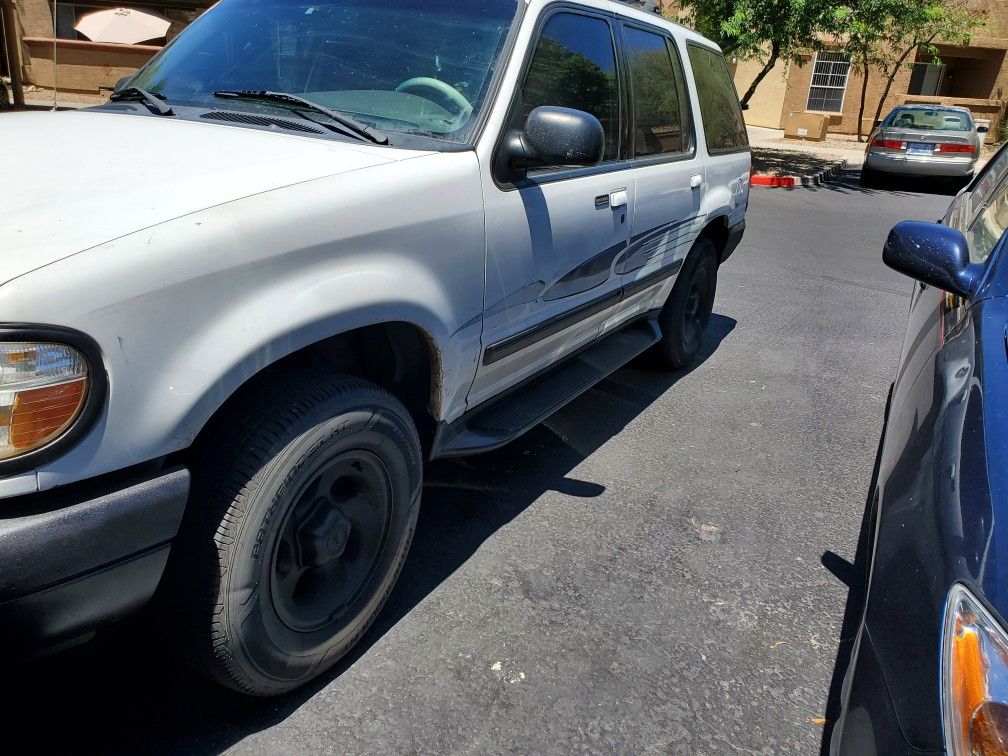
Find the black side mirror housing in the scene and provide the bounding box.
[978,124,990,134]
[497,106,604,181]
[883,221,982,298]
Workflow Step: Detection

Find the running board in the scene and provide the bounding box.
[430,317,660,458]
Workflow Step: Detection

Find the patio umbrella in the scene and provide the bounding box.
[74,7,171,45]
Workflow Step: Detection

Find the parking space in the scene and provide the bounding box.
[8,170,954,755]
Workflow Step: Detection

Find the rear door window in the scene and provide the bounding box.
[686,43,747,154]
[623,26,689,157]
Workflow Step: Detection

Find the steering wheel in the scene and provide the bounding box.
[394,77,473,121]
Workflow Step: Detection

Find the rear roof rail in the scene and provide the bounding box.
[612,0,663,14]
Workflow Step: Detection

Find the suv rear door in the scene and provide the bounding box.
[685,42,750,226]
[611,20,703,321]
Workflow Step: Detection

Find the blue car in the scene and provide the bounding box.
[832,148,1008,754]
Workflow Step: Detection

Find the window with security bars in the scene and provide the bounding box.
[806,51,851,112]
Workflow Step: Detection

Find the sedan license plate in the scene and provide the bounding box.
[907,142,934,155]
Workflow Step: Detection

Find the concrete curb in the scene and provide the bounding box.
[751,159,848,189]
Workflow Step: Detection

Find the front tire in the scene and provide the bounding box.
[174,374,421,696]
[652,237,719,369]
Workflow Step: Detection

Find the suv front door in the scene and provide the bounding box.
[469,8,635,408]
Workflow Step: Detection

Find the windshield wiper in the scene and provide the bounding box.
[109,86,173,116]
[213,90,388,145]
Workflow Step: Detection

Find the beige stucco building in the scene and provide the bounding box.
[1,0,206,95]
[731,0,1008,140]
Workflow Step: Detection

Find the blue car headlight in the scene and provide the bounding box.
[943,584,1008,755]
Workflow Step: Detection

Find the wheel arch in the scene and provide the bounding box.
[697,214,731,263]
[181,315,445,458]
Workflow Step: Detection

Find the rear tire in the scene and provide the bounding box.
[859,164,878,188]
[171,374,421,696]
[651,237,719,369]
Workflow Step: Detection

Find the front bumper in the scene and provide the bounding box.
[866,150,975,178]
[831,625,942,756]
[0,465,189,654]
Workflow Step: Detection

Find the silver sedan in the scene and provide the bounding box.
[861,105,984,189]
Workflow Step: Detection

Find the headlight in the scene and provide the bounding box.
[943,584,1008,755]
[0,342,91,461]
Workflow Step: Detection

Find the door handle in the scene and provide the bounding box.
[609,188,628,208]
[690,173,703,189]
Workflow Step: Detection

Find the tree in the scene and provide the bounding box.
[669,0,837,108]
[0,0,24,108]
[868,1,983,132]
[831,0,983,140]
[827,0,896,141]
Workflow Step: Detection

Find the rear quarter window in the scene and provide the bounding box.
[686,43,748,154]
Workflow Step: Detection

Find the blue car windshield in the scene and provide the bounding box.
[130,0,519,142]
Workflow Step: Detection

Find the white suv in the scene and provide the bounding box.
[0,0,749,693]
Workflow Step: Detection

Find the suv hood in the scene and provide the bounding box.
[0,110,427,284]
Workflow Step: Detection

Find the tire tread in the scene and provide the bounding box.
[168,372,418,696]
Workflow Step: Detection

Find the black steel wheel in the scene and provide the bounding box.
[172,373,421,696]
[270,450,392,633]
[652,237,719,369]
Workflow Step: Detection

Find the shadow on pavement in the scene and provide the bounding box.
[8,315,737,755]
[802,168,961,197]
[751,148,838,177]
[816,386,890,755]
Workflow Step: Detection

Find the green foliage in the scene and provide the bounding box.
[831,0,982,69]
[828,0,985,137]
[669,0,835,62]
[671,0,984,118]
[672,0,981,66]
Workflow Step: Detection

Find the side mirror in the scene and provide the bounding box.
[114,74,134,92]
[883,221,982,298]
[978,125,990,134]
[497,106,604,181]
[741,102,749,111]
[873,119,882,129]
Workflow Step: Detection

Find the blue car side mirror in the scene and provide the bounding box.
[883,221,982,298]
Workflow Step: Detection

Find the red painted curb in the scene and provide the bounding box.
[750,174,797,188]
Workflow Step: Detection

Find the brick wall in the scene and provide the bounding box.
[779,52,915,135]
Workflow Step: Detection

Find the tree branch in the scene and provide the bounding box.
[739,40,780,106]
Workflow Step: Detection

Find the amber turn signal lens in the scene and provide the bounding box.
[0,342,90,461]
[9,379,87,451]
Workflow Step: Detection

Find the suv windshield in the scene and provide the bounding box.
[130,0,519,143]
[885,107,972,132]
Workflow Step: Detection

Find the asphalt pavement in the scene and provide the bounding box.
[9,171,954,755]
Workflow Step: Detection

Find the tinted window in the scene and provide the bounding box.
[966,171,1008,264]
[624,27,686,157]
[513,12,619,161]
[966,144,1008,224]
[686,44,748,154]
